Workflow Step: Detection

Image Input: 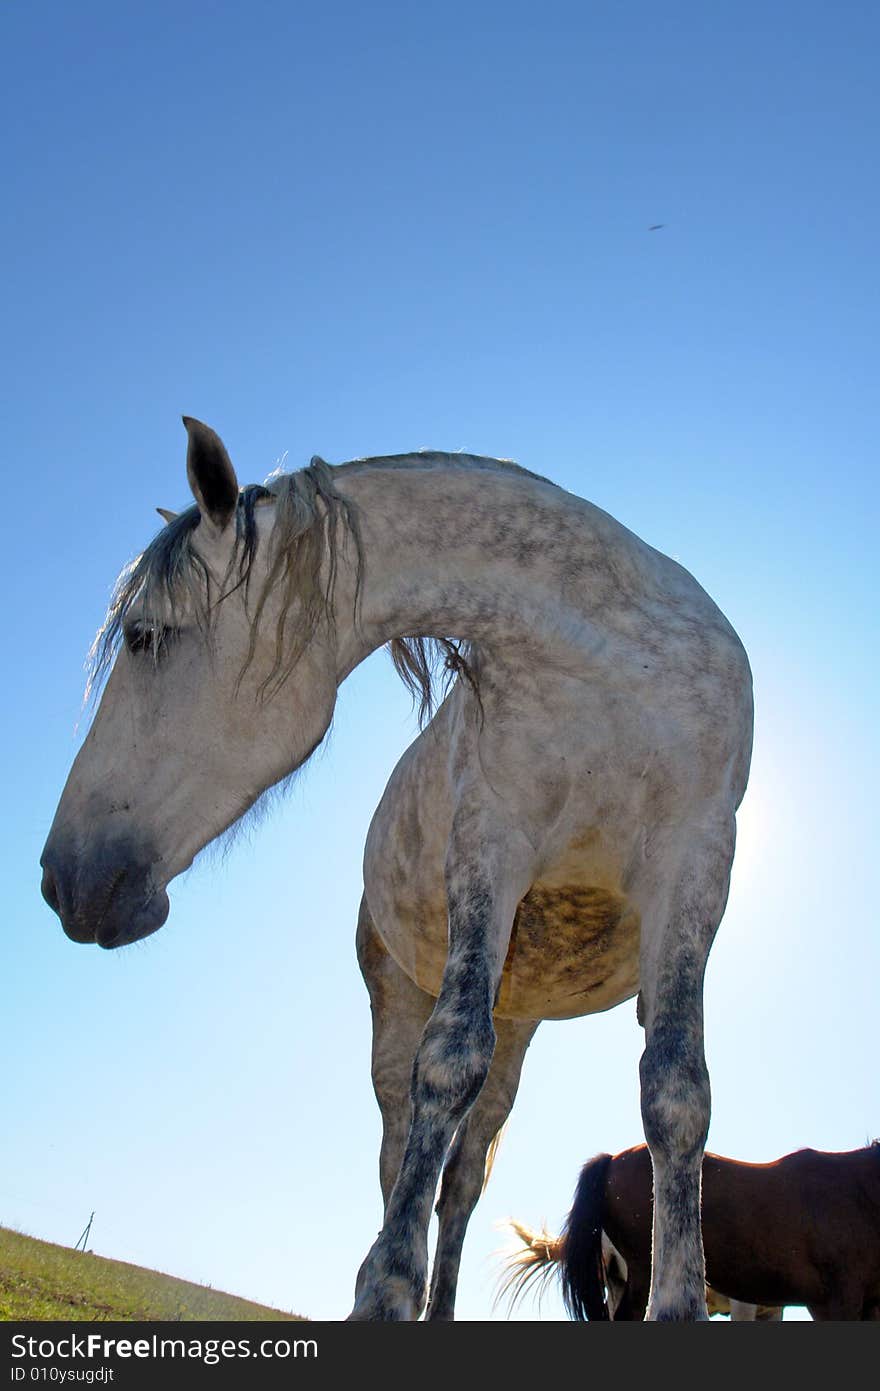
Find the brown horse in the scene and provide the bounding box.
[502,1224,781,1319]
[503,1142,880,1320]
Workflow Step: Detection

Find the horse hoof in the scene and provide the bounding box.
[348,1272,423,1321]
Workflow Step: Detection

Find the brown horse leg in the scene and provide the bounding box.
[808,1292,868,1320]
[425,1017,538,1320]
[615,1266,651,1321]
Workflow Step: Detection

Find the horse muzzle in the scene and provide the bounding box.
[40,835,170,949]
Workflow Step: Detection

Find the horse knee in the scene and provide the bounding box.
[412,1007,496,1122]
[639,1027,710,1161]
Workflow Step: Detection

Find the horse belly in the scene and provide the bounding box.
[370,878,640,1022]
[367,793,642,1020]
[494,881,641,1021]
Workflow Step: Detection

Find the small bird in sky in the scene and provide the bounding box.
[648,224,666,231]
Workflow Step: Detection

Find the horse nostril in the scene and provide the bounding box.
[41,866,60,915]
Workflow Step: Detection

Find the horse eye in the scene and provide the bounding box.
[124,621,179,657]
[125,620,152,653]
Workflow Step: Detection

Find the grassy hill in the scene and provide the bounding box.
[0,1227,306,1321]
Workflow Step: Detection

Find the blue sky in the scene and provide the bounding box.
[2,1,877,1322]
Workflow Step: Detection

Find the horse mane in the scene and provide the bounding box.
[86,450,544,716]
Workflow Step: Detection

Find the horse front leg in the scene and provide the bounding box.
[349,816,534,1321]
[637,814,736,1321]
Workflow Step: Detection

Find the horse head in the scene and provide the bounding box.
[41,418,341,948]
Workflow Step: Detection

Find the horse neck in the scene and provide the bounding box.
[328,460,599,678]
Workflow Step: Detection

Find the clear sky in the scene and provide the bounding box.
[2,1,877,1323]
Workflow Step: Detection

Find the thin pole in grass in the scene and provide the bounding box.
[74,1211,94,1252]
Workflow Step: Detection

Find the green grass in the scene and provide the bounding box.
[0,1227,306,1321]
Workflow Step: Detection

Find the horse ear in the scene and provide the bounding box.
[156,507,178,525]
[182,416,239,535]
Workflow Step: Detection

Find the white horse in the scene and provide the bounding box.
[41,418,753,1320]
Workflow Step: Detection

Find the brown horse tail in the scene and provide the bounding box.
[560,1153,614,1320]
[494,1219,566,1314]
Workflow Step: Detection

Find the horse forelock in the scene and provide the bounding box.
[84,451,504,716]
